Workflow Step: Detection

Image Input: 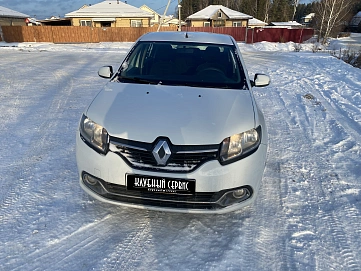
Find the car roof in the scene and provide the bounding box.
[138,31,235,45]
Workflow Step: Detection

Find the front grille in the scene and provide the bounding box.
[88,179,224,210]
[109,137,219,173]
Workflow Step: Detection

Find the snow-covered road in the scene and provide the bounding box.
[1,42,361,271]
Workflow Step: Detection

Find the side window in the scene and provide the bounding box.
[214,20,225,27]
[80,20,92,27]
[131,20,142,27]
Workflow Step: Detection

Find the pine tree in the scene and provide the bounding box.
[270,0,293,22]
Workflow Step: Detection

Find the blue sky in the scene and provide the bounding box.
[0,0,179,19]
[0,0,311,19]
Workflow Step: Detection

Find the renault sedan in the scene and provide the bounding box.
[76,31,270,214]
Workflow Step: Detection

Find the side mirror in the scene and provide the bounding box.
[252,73,270,87]
[98,66,113,79]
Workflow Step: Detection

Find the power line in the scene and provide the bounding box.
[153,0,177,13]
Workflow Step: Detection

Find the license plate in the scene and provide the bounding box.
[126,174,195,194]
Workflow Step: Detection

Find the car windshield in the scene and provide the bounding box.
[116,41,248,89]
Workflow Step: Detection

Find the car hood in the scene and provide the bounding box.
[86,83,255,145]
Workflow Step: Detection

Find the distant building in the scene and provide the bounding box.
[25,17,42,26]
[140,5,185,27]
[39,17,71,26]
[161,16,186,27]
[65,0,153,28]
[349,11,361,32]
[186,5,252,27]
[301,13,315,26]
[268,21,303,28]
[248,18,267,28]
[0,5,29,26]
[140,5,161,26]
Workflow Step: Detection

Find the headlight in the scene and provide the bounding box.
[79,114,109,154]
[220,127,261,164]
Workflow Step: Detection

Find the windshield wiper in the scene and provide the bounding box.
[117,76,158,85]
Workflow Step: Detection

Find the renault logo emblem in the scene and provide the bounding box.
[152,140,171,166]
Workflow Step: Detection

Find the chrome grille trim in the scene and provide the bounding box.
[176,149,219,154]
[109,141,147,152]
[109,136,219,173]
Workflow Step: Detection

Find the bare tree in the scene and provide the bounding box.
[314,0,356,44]
[264,0,271,23]
[291,0,300,21]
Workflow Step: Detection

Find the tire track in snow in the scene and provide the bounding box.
[248,51,361,270]
[1,48,361,271]
[0,64,74,224]
[315,171,361,271]
[298,58,361,144]
[282,64,361,270]
[245,51,314,270]
[99,213,153,271]
[11,214,113,271]
[0,52,114,267]
[318,209,361,271]
[1,51,130,270]
[238,56,294,269]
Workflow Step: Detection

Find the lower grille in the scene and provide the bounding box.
[86,179,225,210]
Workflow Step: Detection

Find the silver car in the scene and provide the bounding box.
[76,31,270,214]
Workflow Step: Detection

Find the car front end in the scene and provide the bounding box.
[76,31,269,214]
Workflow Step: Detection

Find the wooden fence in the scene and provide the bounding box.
[246,27,314,43]
[1,25,314,44]
[1,26,178,43]
[182,26,314,43]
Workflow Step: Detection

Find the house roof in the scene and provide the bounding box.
[27,17,41,25]
[269,21,302,27]
[248,18,267,26]
[0,5,29,18]
[161,17,186,26]
[302,13,315,19]
[65,0,153,18]
[350,11,361,27]
[187,5,252,20]
[140,5,161,17]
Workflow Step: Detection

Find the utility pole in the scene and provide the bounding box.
[178,0,182,31]
[157,0,171,32]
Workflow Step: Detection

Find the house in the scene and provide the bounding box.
[140,5,185,27]
[268,21,303,28]
[301,13,315,26]
[39,17,71,26]
[0,5,29,26]
[140,5,161,26]
[248,18,267,28]
[186,5,252,27]
[349,11,361,32]
[65,0,153,28]
[161,16,186,27]
[25,17,42,26]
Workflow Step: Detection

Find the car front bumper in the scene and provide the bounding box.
[76,133,267,214]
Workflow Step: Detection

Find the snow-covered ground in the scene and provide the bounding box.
[1,34,361,271]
